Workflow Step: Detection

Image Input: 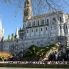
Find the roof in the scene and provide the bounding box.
[27,11,65,21]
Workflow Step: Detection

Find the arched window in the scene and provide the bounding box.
[47,19,49,23]
[32,29,33,32]
[46,27,47,30]
[60,17,63,22]
[38,20,39,26]
[27,22,31,27]
[24,8,29,16]
[41,20,44,25]
[66,25,67,29]
[45,19,49,25]
[27,0,29,4]
[41,28,42,31]
[53,18,56,22]
[32,21,35,26]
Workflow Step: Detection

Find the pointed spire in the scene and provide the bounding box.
[16,27,19,39]
[24,0,32,22]
[0,19,4,41]
[0,19,2,30]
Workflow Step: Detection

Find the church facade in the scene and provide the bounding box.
[19,0,69,48]
[0,0,69,55]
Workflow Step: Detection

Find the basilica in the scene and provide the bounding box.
[19,0,69,48]
[0,0,69,55]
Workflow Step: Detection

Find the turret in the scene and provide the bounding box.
[0,19,4,41]
[23,0,32,22]
[16,27,19,39]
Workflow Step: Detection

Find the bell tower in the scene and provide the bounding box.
[24,0,32,22]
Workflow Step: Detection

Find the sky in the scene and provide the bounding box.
[0,0,69,39]
[0,0,23,39]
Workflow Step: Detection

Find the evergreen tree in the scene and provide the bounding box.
[7,35,10,41]
[1,37,4,42]
[11,33,15,41]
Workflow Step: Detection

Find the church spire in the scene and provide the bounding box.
[16,27,19,39]
[0,19,4,41]
[24,0,32,22]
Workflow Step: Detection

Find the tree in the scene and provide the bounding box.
[0,52,13,61]
[0,57,2,61]
[7,35,10,41]
[23,45,53,61]
[1,37,4,42]
[11,33,15,41]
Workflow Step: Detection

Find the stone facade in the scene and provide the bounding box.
[19,0,69,49]
[0,39,24,55]
[0,0,69,55]
[20,11,69,48]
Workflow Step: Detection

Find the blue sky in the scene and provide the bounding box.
[0,0,69,39]
[0,0,23,39]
